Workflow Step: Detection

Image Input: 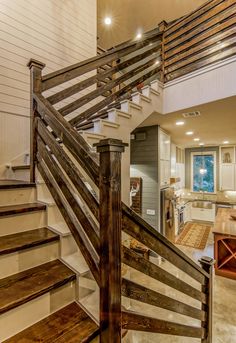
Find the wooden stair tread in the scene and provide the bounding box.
[0,180,35,189]
[11,165,30,171]
[0,202,46,217]
[0,227,59,255]
[4,302,99,343]
[0,260,76,315]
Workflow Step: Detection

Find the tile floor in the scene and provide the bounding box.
[124,226,236,343]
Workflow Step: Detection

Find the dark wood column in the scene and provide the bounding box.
[199,256,215,343]
[27,59,45,182]
[95,138,127,343]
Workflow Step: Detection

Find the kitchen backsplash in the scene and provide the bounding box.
[177,189,236,204]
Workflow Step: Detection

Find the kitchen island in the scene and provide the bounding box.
[213,208,236,280]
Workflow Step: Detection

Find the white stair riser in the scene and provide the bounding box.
[0,241,59,279]
[0,281,75,342]
[0,188,36,206]
[0,211,46,236]
[12,169,30,181]
[79,286,99,322]
[150,80,159,92]
[60,234,79,257]
[37,183,55,204]
[47,204,70,236]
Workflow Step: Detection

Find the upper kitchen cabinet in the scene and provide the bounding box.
[220,146,236,191]
[170,143,185,189]
[159,128,171,188]
[159,129,171,160]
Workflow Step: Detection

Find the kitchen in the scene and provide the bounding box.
[130,96,236,279]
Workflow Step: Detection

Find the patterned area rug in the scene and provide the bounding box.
[176,222,211,250]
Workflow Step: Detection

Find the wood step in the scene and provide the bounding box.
[0,227,59,255]
[0,259,76,315]
[0,203,46,217]
[4,302,99,343]
[11,165,30,171]
[0,180,35,190]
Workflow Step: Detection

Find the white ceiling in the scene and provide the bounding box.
[97,0,206,48]
[140,96,236,148]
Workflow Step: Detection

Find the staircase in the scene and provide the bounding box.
[0,180,99,342]
[2,0,235,340]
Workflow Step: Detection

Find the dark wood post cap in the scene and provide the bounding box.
[199,256,215,269]
[158,20,168,32]
[27,59,46,70]
[94,138,128,153]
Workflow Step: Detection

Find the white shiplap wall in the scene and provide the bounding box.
[0,0,97,176]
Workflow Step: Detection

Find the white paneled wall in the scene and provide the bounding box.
[0,0,97,176]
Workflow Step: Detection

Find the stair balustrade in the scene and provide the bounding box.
[27,20,217,342]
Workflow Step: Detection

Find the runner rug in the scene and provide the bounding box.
[176,222,211,249]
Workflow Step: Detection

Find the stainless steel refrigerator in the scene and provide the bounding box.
[160,187,176,242]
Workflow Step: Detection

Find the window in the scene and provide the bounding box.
[191,151,216,193]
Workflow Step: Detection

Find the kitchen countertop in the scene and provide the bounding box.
[178,198,236,206]
[213,208,236,236]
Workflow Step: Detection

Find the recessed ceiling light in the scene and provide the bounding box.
[104,17,112,25]
[194,138,200,141]
[155,60,160,65]
[176,121,185,126]
[199,143,205,146]
[223,141,229,144]
[186,131,194,135]
[136,32,142,40]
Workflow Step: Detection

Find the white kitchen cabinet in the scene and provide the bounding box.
[171,143,177,177]
[191,206,215,222]
[220,146,236,191]
[220,164,235,191]
[159,130,170,160]
[176,163,185,189]
[160,160,171,187]
[184,202,192,223]
[159,129,171,187]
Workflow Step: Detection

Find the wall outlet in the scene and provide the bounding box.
[146,209,155,215]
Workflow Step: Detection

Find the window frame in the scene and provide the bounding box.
[190,151,216,194]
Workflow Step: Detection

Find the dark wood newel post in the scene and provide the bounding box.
[199,256,215,343]
[27,59,45,183]
[95,138,127,343]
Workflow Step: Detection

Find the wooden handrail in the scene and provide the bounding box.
[70,65,161,127]
[122,203,209,282]
[163,0,236,81]
[46,41,161,105]
[165,0,225,36]
[42,28,161,90]
[37,160,100,285]
[37,137,100,254]
[122,310,204,338]
[121,278,206,321]
[37,118,99,220]
[34,93,99,186]
[122,246,206,303]
[59,53,160,117]
[165,3,236,52]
